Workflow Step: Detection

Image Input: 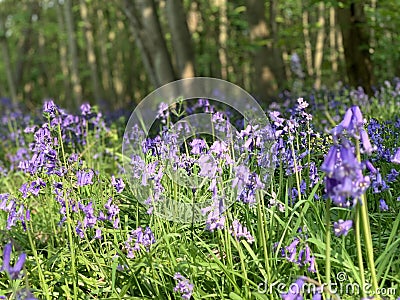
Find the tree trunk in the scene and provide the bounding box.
[329,6,338,74]
[56,0,71,104]
[314,2,325,89]
[214,0,228,80]
[0,15,17,105]
[302,3,313,77]
[122,0,175,88]
[269,0,287,87]
[337,0,374,94]
[245,0,278,103]
[63,0,83,109]
[14,1,39,89]
[79,0,101,104]
[166,0,196,78]
[96,6,113,102]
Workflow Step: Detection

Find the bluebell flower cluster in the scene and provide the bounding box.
[333,219,353,236]
[321,106,373,208]
[173,272,194,300]
[1,243,26,280]
[229,219,254,243]
[0,193,30,230]
[276,228,317,273]
[124,226,156,258]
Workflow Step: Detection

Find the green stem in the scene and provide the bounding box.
[355,203,366,298]
[325,198,331,290]
[355,139,379,296]
[56,121,78,300]
[359,193,379,294]
[27,221,51,300]
[256,190,271,291]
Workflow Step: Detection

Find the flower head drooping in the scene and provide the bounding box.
[281,277,306,300]
[392,148,400,164]
[76,169,94,186]
[1,243,26,280]
[333,219,353,237]
[173,272,194,300]
[111,176,125,193]
[321,106,373,207]
[229,220,254,243]
[379,199,389,211]
[124,226,156,258]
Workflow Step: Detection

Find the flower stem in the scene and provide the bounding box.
[325,198,331,290]
[355,203,366,298]
[355,139,379,296]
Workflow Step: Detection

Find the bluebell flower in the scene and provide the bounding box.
[76,170,94,186]
[229,220,254,243]
[111,176,125,193]
[173,272,194,300]
[392,148,400,164]
[1,243,26,280]
[333,219,353,236]
[281,277,306,300]
[190,138,206,155]
[379,199,389,211]
[125,226,156,258]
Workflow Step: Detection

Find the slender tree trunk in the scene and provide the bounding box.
[302,4,314,77]
[214,0,228,80]
[96,7,113,102]
[14,1,39,89]
[166,0,196,78]
[245,0,278,103]
[79,0,101,103]
[314,2,325,89]
[56,1,71,104]
[329,6,338,73]
[269,0,286,87]
[122,0,175,88]
[0,15,17,105]
[337,0,374,94]
[63,0,82,109]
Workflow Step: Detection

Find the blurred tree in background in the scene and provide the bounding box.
[0,0,398,110]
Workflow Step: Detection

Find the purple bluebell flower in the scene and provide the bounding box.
[43,100,59,117]
[104,197,120,222]
[232,165,264,204]
[320,146,338,176]
[285,238,300,263]
[95,228,102,239]
[111,176,125,193]
[190,138,207,155]
[359,128,375,154]
[333,219,353,236]
[202,198,225,231]
[157,102,169,121]
[386,168,399,183]
[379,199,389,211]
[173,273,194,300]
[1,243,26,280]
[125,226,156,258]
[229,220,254,243]
[269,111,285,127]
[80,103,91,116]
[197,154,218,178]
[281,277,306,300]
[392,148,400,164]
[76,221,85,238]
[76,170,94,186]
[29,178,46,196]
[365,160,377,174]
